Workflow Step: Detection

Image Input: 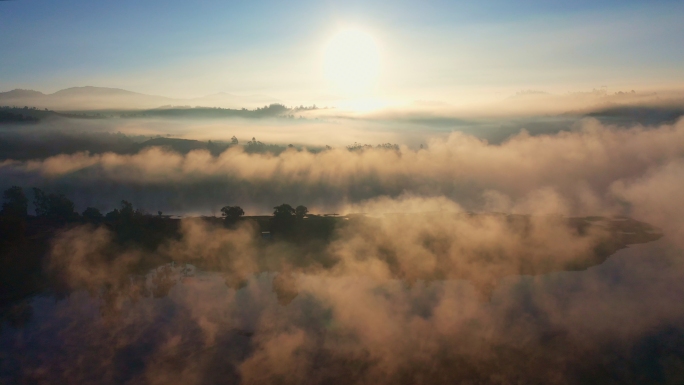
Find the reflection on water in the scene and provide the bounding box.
[2,239,684,384]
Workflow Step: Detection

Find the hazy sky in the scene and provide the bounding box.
[2,0,684,103]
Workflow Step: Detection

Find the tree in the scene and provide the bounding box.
[273,204,295,219]
[119,200,135,218]
[105,209,120,221]
[1,186,28,217]
[272,204,296,235]
[0,187,28,248]
[104,200,142,222]
[295,205,308,219]
[33,188,76,220]
[231,136,239,145]
[82,207,103,222]
[221,206,245,222]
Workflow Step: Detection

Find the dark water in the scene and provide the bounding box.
[1,240,684,385]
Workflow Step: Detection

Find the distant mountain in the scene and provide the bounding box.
[0,89,46,99]
[0,86,280,111]
[51,86,148,97]
[0,86,173,110]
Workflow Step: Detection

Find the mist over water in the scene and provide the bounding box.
[1,227,682,384]
[1,109,684,383]
[2,116,684,217]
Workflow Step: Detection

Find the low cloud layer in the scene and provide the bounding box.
[1,117,684,222]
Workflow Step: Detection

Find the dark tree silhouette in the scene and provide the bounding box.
[119,200,135,218]
[32,188,76,220]
[82,207,103,222]
[0,187,28,251]
[103,200,168,248]
[272,204,296,235]
[273,204,295,219]
[105,208,120,221]
[221,206,245,222]
[1,186,28,217]
[104,200,141,221]
[295,205,308,219]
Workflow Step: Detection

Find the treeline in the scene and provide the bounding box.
[0,187,179,251]
[346,142,400,151]
[0,186,338,308]
[0,186,336,271]
[1,103,329,122]
[122,104,292,119]
[0,186,180,304]
[0,110,40,123]
[0,127,403,161]
[2,186,105,223]
[0,186,314,226]
[0,106,108,121]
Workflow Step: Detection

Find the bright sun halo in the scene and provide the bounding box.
[324,29,380,95]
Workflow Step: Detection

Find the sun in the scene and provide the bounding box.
[323,29,380,96]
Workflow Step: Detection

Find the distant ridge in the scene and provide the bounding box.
[0,86,281,110]
[0,89,46,98]
[52,86,151,96]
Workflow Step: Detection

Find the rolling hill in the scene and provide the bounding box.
[0,86,280,111]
